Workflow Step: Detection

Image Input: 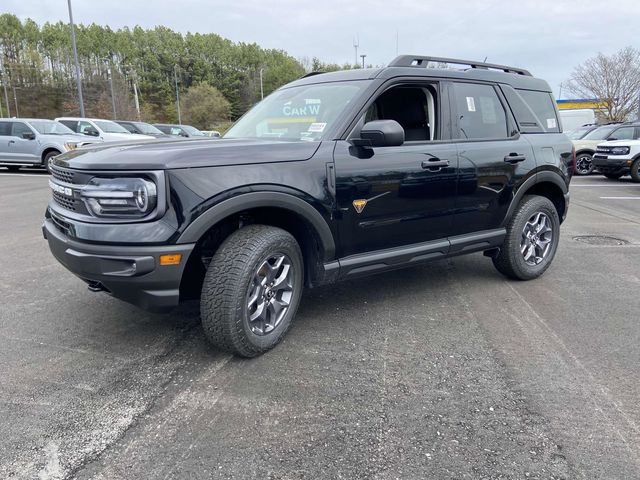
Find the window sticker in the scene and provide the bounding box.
[466,96,476,112]
[547,118,557,129]
[308,122,326,133]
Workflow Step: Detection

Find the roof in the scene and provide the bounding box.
[287,54,551,92]
[55,117,119,122]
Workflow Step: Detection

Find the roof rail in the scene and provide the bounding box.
[388,55,532,76]
[300,71,326,79]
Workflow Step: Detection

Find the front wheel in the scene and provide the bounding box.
[43,150,60,173]
[575,153,594,175]
[493,195,560,280]
[200,225,304,357]
[630,160,640,183]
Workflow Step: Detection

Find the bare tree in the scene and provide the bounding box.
[566,46,640,122]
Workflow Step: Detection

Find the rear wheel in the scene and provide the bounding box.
[493,195,560,280]
[604,172,623,180]
[575,153,594,175]
[200,224,304,357]
[630,160,640,183]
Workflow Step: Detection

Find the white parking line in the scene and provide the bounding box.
[0,173,50,178]
[599,196,640,200]
[571,184,638,187]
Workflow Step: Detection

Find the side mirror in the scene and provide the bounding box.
[22,131,36,140]
[86,128,99,137]
[608,137,617,141]
[359,120,405,147]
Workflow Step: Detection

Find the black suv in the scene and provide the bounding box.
[44,55,573,357]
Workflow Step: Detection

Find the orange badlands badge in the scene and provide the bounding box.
[353,199,367,213]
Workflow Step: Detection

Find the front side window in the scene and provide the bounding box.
[78,121,95,135]
[358,84,437,141]
[225,81,368,141]
[453,82,508,140]
[170,127,184,136]
[11,122,33,138]
[609,126,635,140]
[119,122,137,133]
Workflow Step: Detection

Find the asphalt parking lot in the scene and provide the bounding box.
[1,169,639,479]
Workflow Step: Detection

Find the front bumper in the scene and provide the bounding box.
[43,218,195,311]
[592,155,632,174]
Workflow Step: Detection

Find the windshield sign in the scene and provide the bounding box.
[225,81,367,141]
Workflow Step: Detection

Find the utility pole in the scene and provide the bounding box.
[558,82,563,100]
[12,87,19,118]
[1,58,11,117]
[174,64,181,124]
[132,79,141,121]
[353,36,359,67]
[360,54,367,68]
[67,0,85,117]
[259,68,264,100]
[107,64,116,119]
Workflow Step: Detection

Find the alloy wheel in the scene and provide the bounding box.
[246,253,295,335]
[575,154,593,175]
[520,212,553,266]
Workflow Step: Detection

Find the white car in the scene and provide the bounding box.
[55,117,155,142]
[592,138,640,182]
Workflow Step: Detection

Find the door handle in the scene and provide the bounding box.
[504,153,526,163]
[421,158,450,170]
[8,140,15,144]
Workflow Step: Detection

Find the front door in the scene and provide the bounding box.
[334,82,458,258]
[8,122,39,162]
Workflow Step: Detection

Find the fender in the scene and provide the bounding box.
[501,171,569,226]
[177,191,336,260]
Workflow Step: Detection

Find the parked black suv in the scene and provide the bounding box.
[44,55,573,357]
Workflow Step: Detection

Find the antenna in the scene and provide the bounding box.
[353,35,359,67]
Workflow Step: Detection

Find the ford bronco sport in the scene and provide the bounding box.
[43,55,573,357]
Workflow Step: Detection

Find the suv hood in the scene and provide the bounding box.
[52,138,322,170]
[597,139,640,147]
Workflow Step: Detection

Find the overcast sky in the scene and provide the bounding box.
[5,0,639,98]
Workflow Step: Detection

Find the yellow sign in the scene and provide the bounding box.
[353,199,367,214]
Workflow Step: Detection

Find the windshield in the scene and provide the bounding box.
[28,120,75,135]
[225,82,366,141]
[182,125,205,136]
[583,125,617,140]
[566,126,593,140]
[135,122,164,135]
[94,120,131,134]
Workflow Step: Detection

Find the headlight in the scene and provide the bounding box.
[611,146,630,155]
[64,142,78,151]
[81,177,157,218]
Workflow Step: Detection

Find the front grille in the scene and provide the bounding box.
[596,146,612,154]
[50,164,76,184]
[52,190,76,211]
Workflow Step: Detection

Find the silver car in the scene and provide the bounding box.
[0,118,101,172]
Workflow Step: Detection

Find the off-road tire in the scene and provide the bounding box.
[200,224,304,357]
[493,195,560,280]
[630,160,640,183]
[604,172,623,180]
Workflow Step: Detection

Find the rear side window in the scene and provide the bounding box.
[0,121,10,136]
[59,120,79,132]
[516,89,560,133]
[452,82,508,140]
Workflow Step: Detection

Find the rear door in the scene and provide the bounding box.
[449,81,536,236]
[0,121,14,161]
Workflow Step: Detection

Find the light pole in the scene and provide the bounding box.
[12,87,19,118]
[174,64,181,125]
[67,0,85,117]
[107,64,116,119]
[360,54,367,68]
[259,68,264,100]
[1,70,9,117]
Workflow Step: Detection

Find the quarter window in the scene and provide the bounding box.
[452,83,508,140]
[516,90,560,133]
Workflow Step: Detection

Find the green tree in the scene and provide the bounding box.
[181,82,231,129]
